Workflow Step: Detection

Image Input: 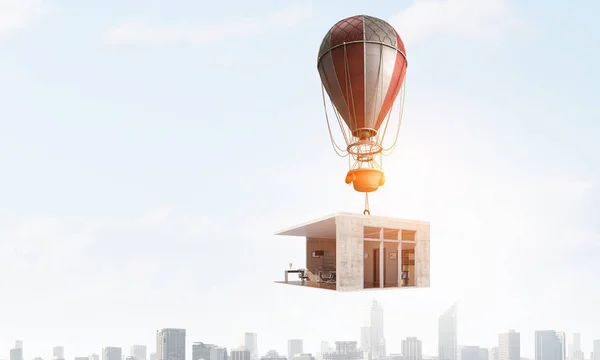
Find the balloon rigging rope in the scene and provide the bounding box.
[321,85,348,157]
[382,72,407,154]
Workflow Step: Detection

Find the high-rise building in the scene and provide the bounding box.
[360,327,371,354]
[90,353,100,360]
[231,349,251,360]
[572,351,584,360]
[76,357,90,360]
[438,304,458,360]
[499,330,520,360]
[401,337,422,360]
[157,328,186,360]
[573,334,581,353]
[131,346,147,360]
[461,347,488,360]
[10,348,23,360]
[261,351,286,360]
[318,343,333,360]
[489,348,498,360]
[209,348,227,360]
[245,333,259,360]
[369,300,386,358]
[102,348,122,360]
[54,347,65,360]
[15,342,22,350]
[288,340,304,360]
[150,354,156,360]
[322,342,363,360]
[592,340,600,360]
[556,332,566,360]
[535,331,562,360]
[193,343,216,360]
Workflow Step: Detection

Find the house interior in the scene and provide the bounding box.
[278,220,418,291]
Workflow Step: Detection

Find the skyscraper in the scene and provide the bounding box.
[288,340,304,360]
[461,347,488,360]
[592,341,600,360]
[261,350,287,360]
[322,342,363,360]
[573,334,581,353]
[499,330,520,360]
[10,348,23,360]
[245,333,259,360]
[231,349,251,360]
[54,347,65,360]
[102,348,122,360]
[131,346,147,360]
[157,328,186,360]
[438,304,458,360]
[90,353,100,360]
[489,347,498,360]
[360,327,371,354]
[535,331,562,360]
[209,348,227,360]
[401,337,422,360]
[556,332,566,360]
[193,343,215,360]
[369,300,386,358]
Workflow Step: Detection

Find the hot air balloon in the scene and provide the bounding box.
[317,15,407,215]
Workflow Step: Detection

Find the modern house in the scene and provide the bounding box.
[275,212,430,291]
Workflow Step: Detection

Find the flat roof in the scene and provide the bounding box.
[275,212,429,238]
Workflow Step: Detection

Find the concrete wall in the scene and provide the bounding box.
[415,223,430,287]
[306,238,336,282]
[335,215,364,291]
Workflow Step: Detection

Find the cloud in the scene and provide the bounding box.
[0,0,43,42]
[389,0,525,43]
[107,0,312,45]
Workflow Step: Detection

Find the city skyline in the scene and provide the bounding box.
[3,305,600,360]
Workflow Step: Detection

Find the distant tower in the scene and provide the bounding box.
[556,332,566,360]
[489,347,498,360]
[369,300,386,358]
[592,340,600,360]
[231,349,251,360]
[10,342,23,360]
[209,348,227,360]
[54,347,65,360]
[461,347,488,360]
[499,330,520,360]
[131,346,147,360]
[401,337,422,360]
[157,328,186,360]
[535,331,562,360]
[245,333,258,360]
[438,304,457,360]
[573,334,581,353]
[288,340,303,360]
[192,343,215,360]
[102,348,122,360]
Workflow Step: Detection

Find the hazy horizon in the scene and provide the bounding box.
[0,0,598,359]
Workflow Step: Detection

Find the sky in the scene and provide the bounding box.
[0,0,599,359]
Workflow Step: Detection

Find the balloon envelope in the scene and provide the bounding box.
[317,15,407,139]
